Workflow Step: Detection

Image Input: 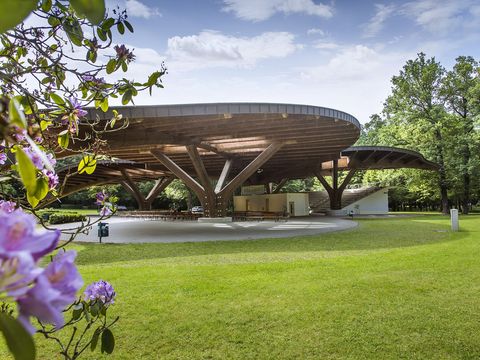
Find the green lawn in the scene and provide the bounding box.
[2,215,480,359]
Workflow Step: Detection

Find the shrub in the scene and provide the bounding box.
[48,212,87,224]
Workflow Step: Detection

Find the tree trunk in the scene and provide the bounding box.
[435,129,449,215]
[461,136,471,215]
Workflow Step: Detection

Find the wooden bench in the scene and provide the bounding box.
[232,211,289,222]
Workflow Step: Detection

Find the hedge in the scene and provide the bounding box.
[48,212,87,224]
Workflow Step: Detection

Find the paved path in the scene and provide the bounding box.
[59,216,357,244]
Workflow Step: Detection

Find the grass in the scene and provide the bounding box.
[2,214,480,359]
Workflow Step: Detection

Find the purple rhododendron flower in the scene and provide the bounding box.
[0,152,6,165]
[96,191,108,205]
[0,200,16,213]
[0,209,59,261]
[23,146,43,170]
[0,253,41,298]
[114,44,135,63]
[43,169,59,189]
[17,251,83,334]
[83,280,115,305]
[69,97,88,118]
[99,206,112,216]
[13,128,26,142]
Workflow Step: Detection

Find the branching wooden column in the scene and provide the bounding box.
[120,169,172,210]
[272,178,287,194]
[315,160,357,210]
[151,142,283,217]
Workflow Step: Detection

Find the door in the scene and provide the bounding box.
[246,199,250,211]
[289,201,295,216]
[265,198,270,212]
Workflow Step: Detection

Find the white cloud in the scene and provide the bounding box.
[301,45,384,82]
[222,0,333,21]
[307,28,325,36]
[313,41,340,50]
[363,3,396,38]
[401,0,475,34]
[124,0,161,18]
[166,30,301,69]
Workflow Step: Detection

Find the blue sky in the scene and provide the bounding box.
[104,0,480,123]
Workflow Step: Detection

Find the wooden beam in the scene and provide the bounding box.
[214,159,233,193]
[186,145,214,194]
[150,150,205,199]
[145,177,173,203]
[338,169,357,193]
[120,169,146,205]
[120,180,144,207]
[272,178,287,193]
[314,171,333,195]
[218,142,284,198]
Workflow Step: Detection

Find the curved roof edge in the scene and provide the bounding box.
[341,146,439,170]
[86,102,361,130]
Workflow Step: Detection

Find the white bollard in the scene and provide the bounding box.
[450,209,459,232]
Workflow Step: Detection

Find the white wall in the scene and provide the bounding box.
[233,193,309,216]
[286,193,310,216]
[343,189,389,215]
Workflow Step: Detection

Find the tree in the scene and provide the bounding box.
[385,53,451,214]
[440,56,480,214]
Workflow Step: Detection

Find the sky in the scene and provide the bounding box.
[98,0,480,123]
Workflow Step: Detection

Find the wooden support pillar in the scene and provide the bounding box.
[151,143,283,218]
[150,150,205,200]
[144,177,173,208]
[120,180,149,210]
[272,178,287,194]
[215,159,233,193]
[315,166,357,211]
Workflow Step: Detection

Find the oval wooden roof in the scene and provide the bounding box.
[84,103,361,183]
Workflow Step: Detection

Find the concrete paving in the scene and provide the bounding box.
[58,216,357,244]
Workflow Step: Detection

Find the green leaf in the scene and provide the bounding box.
[15,147,37,194]
[96,27,107,41]
[100,98,108,112]
[121,90,132,105]
[124,20,134,33]
[50,93,65,106]
[27,177,49,208]
[101,329,115,354]
[62,17,84,46]
[9,98,27,129]
[106,59,116,74]
[47,16,61,27]
[0,313,36,360]
[41,0,52,12]
[101,17,115,30]
[0,0,37,34]
[117,21,125,34]
[90,329,100,351]
[78,155,97,175]
[71,0,106,25]
[58,131,70,149]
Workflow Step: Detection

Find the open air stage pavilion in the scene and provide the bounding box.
[57,103,437,221]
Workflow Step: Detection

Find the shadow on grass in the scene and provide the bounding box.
[70,215,476,266]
